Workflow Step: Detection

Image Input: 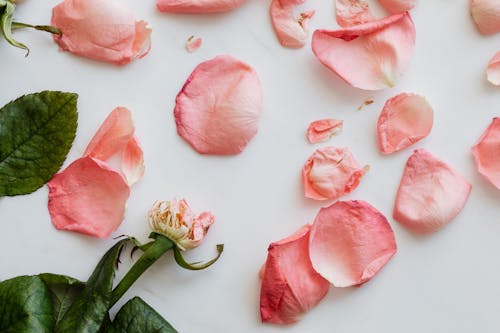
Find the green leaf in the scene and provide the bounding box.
[56,239,129,333]
[0,91,78,196]
[0,275,54,332]
[0,2,29,54]
[107,297,178,333]
[174,243,224,270]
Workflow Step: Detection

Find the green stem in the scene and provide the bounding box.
[110,234,174,307]
[11,21,61,36]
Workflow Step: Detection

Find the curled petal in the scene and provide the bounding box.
[174,55,262,155]
[121,136,145,186]
[51,0,152,65]
[302,146,369,201]
[179,210,215,250]
[394,149,472,233]
[470,0,500,35]
[487,51,500,86]
[48,157,130,239]
[260,225,330,325]
[309,200,397,287]
[378,0,416,14]
[377,93,433,154]
[186,36,202,53]
[335,0,374,27]
[270,0,315,48]
[306,119,343,143]
[312,12,416,90]
[157,0,245,13]
[472,118,500,189]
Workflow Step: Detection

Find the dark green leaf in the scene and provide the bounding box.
[0,91,78,196]
[56,239,129,333]
[107,297,177,333]
[0,275,54,332]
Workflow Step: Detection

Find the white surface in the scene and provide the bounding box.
[0,1,499,332]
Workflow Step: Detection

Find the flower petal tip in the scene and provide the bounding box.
[472,117,500,189]
[270,0,315,48]
[306,119,343,143]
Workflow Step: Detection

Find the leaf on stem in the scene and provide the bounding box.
[173,244,224,271]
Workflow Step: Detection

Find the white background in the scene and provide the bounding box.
[0,0,499,332]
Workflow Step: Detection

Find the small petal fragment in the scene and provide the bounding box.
[306,119,343,143]
[121,136,145,186]
[487,51,500,86]
[377,93,433,154]
[312,12,416,90]
[470,0,500,35]
[260,225,330,325]
[174,55,262,155]
[186,36,202,53]
[335,0,374,27]
[302,146,369,201]
[472,118,500,189]
[48,157,130,238]
[394,149,472,233]
[51,0,152,65]
[157,0,245,13]
[378,0,416,14]
[309,200,397,287]
[270,0,315,48]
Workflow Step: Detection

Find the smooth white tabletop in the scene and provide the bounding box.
[0,1,499,332]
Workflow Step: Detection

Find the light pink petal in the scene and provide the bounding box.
[84,107,135,161]
[186,36,202,53]
[472,118,500,189]
[51,0,152,65]
[302,146,369,201]
[393,149,472,233]
[378,0,416,14]
[260,225,330,325]
[377,93,433,154]
[270,0,315,48]
[121,136,145,186]
[306,119,343,143]
[335,0,374,27]
[156,0,245,13]
[470,0,500,35]
[48,156,130,239]
[312,12,416,90]
[487,51,500,85]
[174,55,262,155]
[309,200,397,287]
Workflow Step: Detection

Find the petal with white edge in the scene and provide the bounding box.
[121,136,145,186]
[472,118,500,189]
[270,0,315,48]
[487,51,500,86]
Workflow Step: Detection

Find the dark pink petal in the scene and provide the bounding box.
[472,118,500,189]
[306,119,343,143]
[394,149,472,233]
[378,0,416,14]
[121,136,145,186]
[157,0,245,13]
[487,51,500,86]
[174,55,262,155]
[270,0,315,48]
[48,157,130,238]
[470,0,500,35]
[377,93,433,154]
[52,0,151,65]
[309,200,397,287]
[260,225,330,325]
[312,12,416,90]
[302,146,369,201]
[335,0,374,27]
[186,36,202,53]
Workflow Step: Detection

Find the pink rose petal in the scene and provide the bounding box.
[270,0,315,48]
[48,157,130,239]
[312,12,416,90]
[472,118,500,189]
[302,146,369,201]
[157,0,245,13]
[393,149,472,233]
[335,0,374,27]
[378,0,416,14]
[470,0,500,35]
[377,93,433,154]
[186,36,202,53]
[487,51,500,86]
[306,119,343,143]
[309,200,397,287]
[52,0,152,65]
[174,55,262,155]
[121,136,145,186]
[260,225,330,325]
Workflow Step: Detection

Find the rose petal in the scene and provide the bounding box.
[51,0,152,65]
[84,107,135,161]
[260,225,330,325]
[121,136,145,186]
[157,0,245,13]
[306,119,343,143]
[487,51,500,86]
[377,93,433,154]
[270,0,315,48]
[309,200,397,287]
[470,0,500,35]
[174,55,262,155]
[48,157,130,238]
[302,146,369,201]
[335,0,374,27]
[471,118,500,189]
[186,36,203,53]
[312,12,416,90]
[378,0,416,14]
[393,149,472,233]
